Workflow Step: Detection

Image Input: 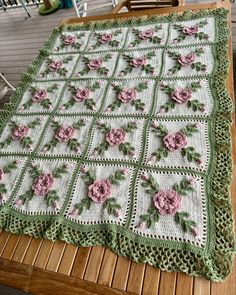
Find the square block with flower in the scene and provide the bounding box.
[0,156,27,205]
[168,17,215,47]
[36,54,77,80]
[115,48,163,78]
[0,115,48,155]
[130,168,207,247]
[154,78,213,116]
[144,119,209,171]
[125,23,169,50]
[58,79,107,114]
[37,115,93,157]
[73,51,119,79]
[162,45,214,77]
[86,117,146,163]
[66,162,134,225]
[101,78,155,115]
[52,31,91,53]
[11,158,77,214]
[17,81,65,113]
[86,28,129,52]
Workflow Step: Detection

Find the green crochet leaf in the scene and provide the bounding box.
[75,198,92,214]
[45,190,59,207]
[82,170,96,185]
[175,212,197,233]
[141,175,159,195]
[140,208,160,228]
[53,165,68,178]
[181,124,199,137]
[172,178,194,196]
[108,170,126,185]
[19,190,34,205]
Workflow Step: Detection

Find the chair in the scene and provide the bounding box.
[111,0,182,13]
[72,0,118,17]
[0,73,15,100]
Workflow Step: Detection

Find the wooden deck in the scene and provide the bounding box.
[0,1,235,295]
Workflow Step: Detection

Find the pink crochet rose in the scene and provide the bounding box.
[73,88,90,102]
[170,88,192,104]
[139,29,154,40]
[100,33,113,44]
[163,132,187,152]
[55,125,75,143]
[32,173,54,196]
[31,89,48,103]
[178,53,195,67]
[0,169,4,181]
[153,189,181,215]
[49,60,63,72]
[130,56,146,68]
[11,125,29,141]
[87,58,103,70]
[63,35,76,45]
[183,25,199,35]
[105,128,126,146]
[88,179,112,203]
[118,88,137,103]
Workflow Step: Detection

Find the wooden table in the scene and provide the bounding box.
[0,2,235,294]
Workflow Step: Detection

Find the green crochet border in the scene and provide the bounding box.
[0,8,235,282]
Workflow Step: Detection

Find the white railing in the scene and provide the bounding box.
[71,0,118,17]
[0,0,42,10]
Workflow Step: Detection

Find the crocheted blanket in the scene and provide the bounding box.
[0,8,235,282]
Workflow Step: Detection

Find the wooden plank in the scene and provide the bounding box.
[1,234,21,260]
[97,248,117,286]
[1,41,48,51]
[0,32,50,42]
[0,23,58,33]
[0,54,36,62]
[0,67,26,74]
[57,244,78,276]
[23,238,43,266]
[45,241,66,272]
[70,246,92,279]
[0,257,134,295]
[84,246,105,283]
[33,240,54,269]
[2,73,25,82]
[126,262,146,294]
[0,27,54,38]
[112,256,131,291]
[175,272,193,295]
[11,235,32,263]
[158,272,177,295]
[193,277,210,295]
[142,264,161,295]
[0,59,36,68]
[0,9,75,30]
[0,231,11,256]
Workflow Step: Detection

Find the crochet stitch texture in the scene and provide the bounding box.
[0,8,235,281]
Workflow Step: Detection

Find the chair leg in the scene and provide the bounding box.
[111,0,128,13]
[0,73,15,92]
[71,0,80,17]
